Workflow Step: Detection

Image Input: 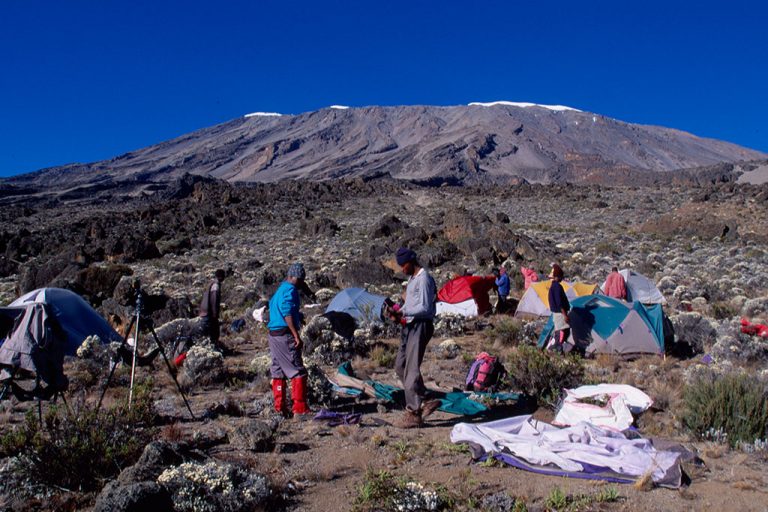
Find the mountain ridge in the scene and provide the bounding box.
[3,103,765,198]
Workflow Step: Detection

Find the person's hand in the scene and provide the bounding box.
[295,336,304,351]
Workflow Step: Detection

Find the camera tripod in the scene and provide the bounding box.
[97,283,195,419]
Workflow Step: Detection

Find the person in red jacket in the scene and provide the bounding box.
[604,267,627,300]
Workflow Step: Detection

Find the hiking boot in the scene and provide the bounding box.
[420,399,441,420]
[395,409,422,429]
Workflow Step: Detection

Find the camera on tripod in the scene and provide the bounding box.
[98,278,196,419]
[130,280,155,329]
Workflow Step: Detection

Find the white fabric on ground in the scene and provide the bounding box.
[554,384,653,431]
[450,415,680,483]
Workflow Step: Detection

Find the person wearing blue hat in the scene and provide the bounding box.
[267,262,311,418]
[391,248,440,428]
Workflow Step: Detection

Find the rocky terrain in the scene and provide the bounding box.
[0,176,768,511]
[2,104,766,204]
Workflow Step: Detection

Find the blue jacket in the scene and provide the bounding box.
[268,281,301,331]
[495,273,510,297]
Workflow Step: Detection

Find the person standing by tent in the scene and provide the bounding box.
[603,267,627,300]
[520,266,540,290]
[267,263,311,418]
[391,248,441,428]
[494,266,511,313]
[547,263,571,352]
[199,269,226,352]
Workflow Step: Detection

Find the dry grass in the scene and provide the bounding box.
[594,353,620,373]
[159,422,186,442]
[251,374,272,393]
[633,471,654,491]
[703,445,728,459]
[731,481,758,491]
[335,425,355,438]
[298,464,345,483]
[647,378,683,412]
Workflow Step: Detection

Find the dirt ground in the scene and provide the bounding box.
[153,328,768,512]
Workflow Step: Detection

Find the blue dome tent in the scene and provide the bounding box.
[325,288,387,324]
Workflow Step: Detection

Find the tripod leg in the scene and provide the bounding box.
[149,326,196,420]
[128,310,142,409]
[97,315,137,411]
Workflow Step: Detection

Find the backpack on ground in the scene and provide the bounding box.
[465,352,506,392]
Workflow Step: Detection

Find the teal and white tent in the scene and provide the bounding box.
[538,295,665,355]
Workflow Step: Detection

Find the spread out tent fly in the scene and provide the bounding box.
[450,414,688,487]
[436,275,496,317]
[325,288,387,324]
[514,280,599,317]
[538,294,665,356]
[0,288,121,389]
[600,269,666,304]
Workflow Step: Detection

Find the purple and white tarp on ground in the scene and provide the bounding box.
[450,415,685,487]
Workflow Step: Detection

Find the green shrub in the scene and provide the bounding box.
[710,301,738,320]
[488,317,525,346]
[544,485,621,511]
[0,380,156,491]
[545,487,568,511]
[682,372,768,447]
[595,241,620,256]
[370,344,396,369]
[353,470,403,512]
[505,346,585,407]
[353,469,452,512]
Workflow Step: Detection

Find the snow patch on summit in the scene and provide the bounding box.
[469,101,581,112]
[245,112,282,118]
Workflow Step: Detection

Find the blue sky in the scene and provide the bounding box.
[1,0,766,177]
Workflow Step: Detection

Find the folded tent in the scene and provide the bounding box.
[514,280,600,317]
[436,275,496,317]
[538,294,665,355]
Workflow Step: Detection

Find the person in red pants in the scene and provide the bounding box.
[267,263,311,418]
